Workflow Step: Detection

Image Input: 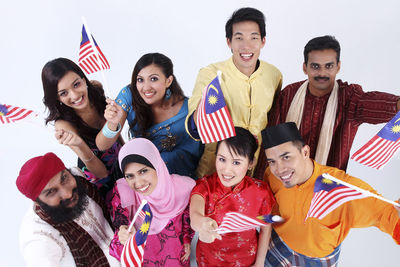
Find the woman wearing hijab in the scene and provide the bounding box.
[109,138,195,266]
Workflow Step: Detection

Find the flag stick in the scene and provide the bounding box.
[127,199,148,232]
[81,16,111,97]
[322,173,400,207]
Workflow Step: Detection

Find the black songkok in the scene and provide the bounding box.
[261,122,304,149]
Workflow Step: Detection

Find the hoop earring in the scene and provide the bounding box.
[165,88,172,100]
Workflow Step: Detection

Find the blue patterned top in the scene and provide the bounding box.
[116,86,203,179]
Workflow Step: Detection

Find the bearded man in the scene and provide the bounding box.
[17,152,120,266]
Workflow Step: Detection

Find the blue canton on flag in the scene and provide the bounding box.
[305,175,366,220]
[196,73,236,144]
[204,77,227,114]
[0,104,38,124]
[352,110,400,169]
[121,203,153,267]
[79,25,110,74]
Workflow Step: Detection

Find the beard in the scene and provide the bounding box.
[37,174,89,224]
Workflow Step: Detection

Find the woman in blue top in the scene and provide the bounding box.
[96,53,203,179]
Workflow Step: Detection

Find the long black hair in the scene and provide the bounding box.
[128,53,184,137]
[42,58,106,141]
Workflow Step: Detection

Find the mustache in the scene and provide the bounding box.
[59,187,78,207]
[314,76,330,81]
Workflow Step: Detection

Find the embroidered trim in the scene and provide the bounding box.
[34,230,66,259]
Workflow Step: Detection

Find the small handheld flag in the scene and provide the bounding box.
[79,24,110,75]
[0,104,38,124]
[216,212,283,234]
[121,202,153,267]
[196,72,236,144]
[305,173,400,221]
[305,175,367,221]
[351,110,400,170]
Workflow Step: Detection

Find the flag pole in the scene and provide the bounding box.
[81,16,111,97]
[322,173,400,207]
[127,199,148,232]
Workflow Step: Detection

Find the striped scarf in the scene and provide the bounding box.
[265,230,341,267]
[286,80,339,165]
[35,177,111,267]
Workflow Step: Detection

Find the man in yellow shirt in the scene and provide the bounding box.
[261,122,400,265]
[186,7,282,178]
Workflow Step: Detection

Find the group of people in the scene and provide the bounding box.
[16,6,400,267]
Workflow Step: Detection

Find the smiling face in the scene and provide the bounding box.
[265,141,312,188]
[38,169,79,208]
[303,49,341,97]
[226,20,265,77]
[136,64,173,106]
[124,162,158,196]
[215,141,253,188]
[57,71,89,110]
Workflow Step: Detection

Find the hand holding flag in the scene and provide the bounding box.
[196,72,236,144]
[121,200,152,267]
[351,110,400,170]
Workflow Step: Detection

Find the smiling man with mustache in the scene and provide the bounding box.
[255,35,400,177]
[17,153,120,266]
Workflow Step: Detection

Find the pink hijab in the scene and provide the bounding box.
[117,138,195,234]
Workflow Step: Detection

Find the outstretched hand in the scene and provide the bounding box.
[55,129,84,147]
[198,217,222,243]
[104,98,124,127]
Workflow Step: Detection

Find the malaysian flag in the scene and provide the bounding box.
[196,74,235,144]
[216,212,283,234]
[79,24,110,74]
[305,175,367,221]
[0,104,38,124]
[351,110,400,170]
[121,203,152,267]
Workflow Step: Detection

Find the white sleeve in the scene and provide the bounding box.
[21,233,64,267]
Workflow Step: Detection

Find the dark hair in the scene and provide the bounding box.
[42,58,106,141]
[121,154,155,175]
[216,127,258,162]
[225,7,266,41]
[304,35,341,64]
[128,53,184,137]
[292,140,305,152]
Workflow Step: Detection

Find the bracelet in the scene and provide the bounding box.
[102,122,121,138]
[81,151,95,162]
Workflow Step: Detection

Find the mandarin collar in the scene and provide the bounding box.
[228,57,261,81]
[216,173,247,193]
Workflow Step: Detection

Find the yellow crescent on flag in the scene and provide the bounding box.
[208,84,219,94]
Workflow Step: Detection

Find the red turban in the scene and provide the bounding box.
[16,152,66,201]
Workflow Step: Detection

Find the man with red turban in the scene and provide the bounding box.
[16,152,120,266]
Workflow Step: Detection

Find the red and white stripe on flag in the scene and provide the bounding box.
[196,86,235,144]
[216,212,266,234]
[0,104,37,124]
[351,135,400,170]
[79,41,110,74]
[121,236,146,267]
[305,186,365,220]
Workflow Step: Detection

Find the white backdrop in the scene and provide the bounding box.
[1,0,399,266]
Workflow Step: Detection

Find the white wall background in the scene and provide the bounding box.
[1,0,399,266]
